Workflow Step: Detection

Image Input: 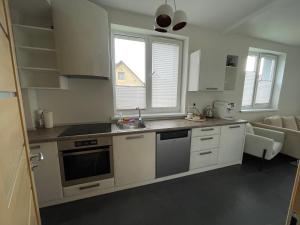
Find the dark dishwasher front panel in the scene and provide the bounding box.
[156,130,191,178]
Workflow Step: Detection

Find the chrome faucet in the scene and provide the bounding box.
[136,107,144,128]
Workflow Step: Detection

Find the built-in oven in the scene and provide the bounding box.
[58,136,113,187]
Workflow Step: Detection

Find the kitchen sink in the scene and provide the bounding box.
[116,122,146,130]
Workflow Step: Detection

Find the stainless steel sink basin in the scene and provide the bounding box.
[116,107,146,130]
[116,122,146,130]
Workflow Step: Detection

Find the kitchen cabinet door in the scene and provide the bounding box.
[52,0,110,78]
[30,142,63,205]
[188,49,226,92]
[113,133,156,187]
[218,124,246,165]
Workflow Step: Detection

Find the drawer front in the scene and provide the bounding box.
[63,178,114,197]
[190,148,218,170]
[191,134,220,151]
[192,126,220,137]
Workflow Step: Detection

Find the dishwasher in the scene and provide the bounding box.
[156,129,191,178]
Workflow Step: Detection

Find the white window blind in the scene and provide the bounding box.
[255,56,276,104]
[242,55,257,107]
[242,52,277,109]
[152,42,179,108]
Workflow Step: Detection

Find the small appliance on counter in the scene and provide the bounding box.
[213,100,236,120]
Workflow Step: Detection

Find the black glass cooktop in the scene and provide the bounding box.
[59,123,112,137]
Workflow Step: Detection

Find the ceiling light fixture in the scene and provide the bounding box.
[154,0,187,33]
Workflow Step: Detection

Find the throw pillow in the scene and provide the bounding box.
[264,116,283,127]
[294,116,300,130]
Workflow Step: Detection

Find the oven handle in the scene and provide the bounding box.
[61,148,109,156]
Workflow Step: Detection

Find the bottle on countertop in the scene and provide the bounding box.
[203,105,214,118]
[36,108,44,128]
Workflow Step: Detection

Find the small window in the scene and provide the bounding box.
[117,72,125,80]
[242,52,278,109]
[112,32,182,114]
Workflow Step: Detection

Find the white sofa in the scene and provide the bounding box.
[244,124,284,160]
[252,115,300,159]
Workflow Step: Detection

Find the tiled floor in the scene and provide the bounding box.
[41,154,297,225]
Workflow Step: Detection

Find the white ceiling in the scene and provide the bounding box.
[91,0,300,46]
[232,0,300,46]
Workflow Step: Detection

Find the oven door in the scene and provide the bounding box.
[59,146,113,187]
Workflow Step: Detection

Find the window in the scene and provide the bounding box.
[113,32,182,114]
[117,72,125,80]
[242,52,278,109]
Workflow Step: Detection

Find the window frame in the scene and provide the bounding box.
[111,30,183,116]
[242,52,278,110]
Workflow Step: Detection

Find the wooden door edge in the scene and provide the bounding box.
[3,0,42,224]
[286,163,300,225]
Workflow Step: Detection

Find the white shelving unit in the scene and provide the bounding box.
[224,55,239,90]
[12,14,67,89]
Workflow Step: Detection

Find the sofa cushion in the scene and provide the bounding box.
[282,116,298,130]
[246,123,254,134]
[295,116,300,130]
[264,116,283,128]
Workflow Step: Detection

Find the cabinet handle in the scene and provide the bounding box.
[206,88,218,90]
[229,125,240,129]
[201,128,214,131]
[79,183,100,190]
[126,135,144,140]
[200,137,213,141]
[30,152,44,162]
[199,151,212,155]
[31,164,39,170]
[30,145,41,150]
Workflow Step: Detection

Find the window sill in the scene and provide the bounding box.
[240,108,278,113]
[112,112,186,121]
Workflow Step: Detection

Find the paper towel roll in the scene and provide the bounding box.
[44,111,54,128]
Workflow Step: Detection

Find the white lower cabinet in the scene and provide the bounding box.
[30,142,63,204]
[191,134,220,151]
[63,178,114,197]
[190,148,218,169]
[190,124,246,170]
[113,132,156,187]
[218,124,246,165]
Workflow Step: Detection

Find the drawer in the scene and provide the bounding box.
[192,126,220,137]
[191,134,220,152]
[63,178,114,197]
[190,148,218,170]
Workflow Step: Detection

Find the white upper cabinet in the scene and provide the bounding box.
[52,0,110,78]
[188,49,226,91]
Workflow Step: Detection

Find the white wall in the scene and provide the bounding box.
[35,6,300,125]
[36,78,113,124]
